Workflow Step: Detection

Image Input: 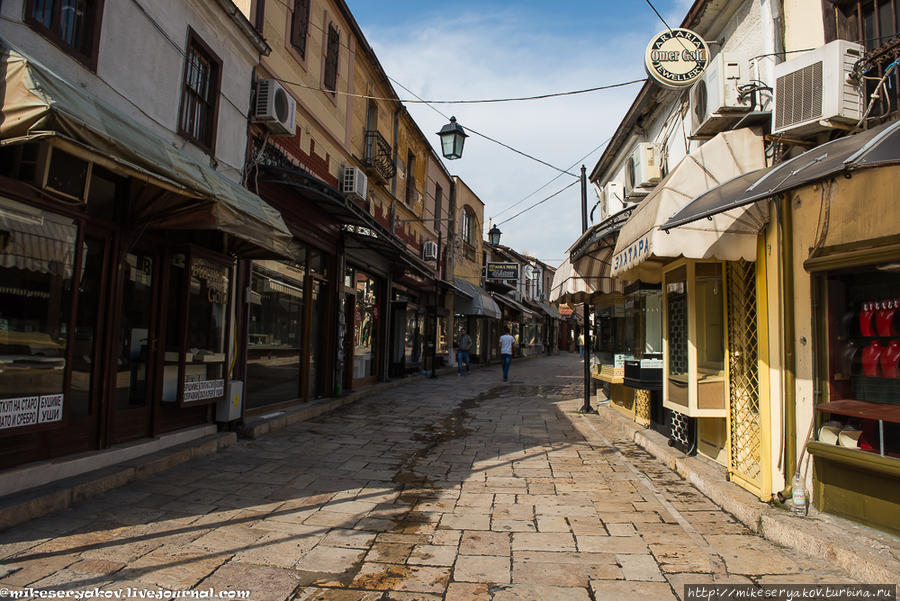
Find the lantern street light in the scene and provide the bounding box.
[437,116,468,160]
[487,224,502,246]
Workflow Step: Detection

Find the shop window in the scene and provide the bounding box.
[163,250,231,406]
[247,260,305,409]
[0,198,77,431]
[290,0,310,59]
[178,29,222,153]
[353,272,378,380]
[25,0,104,70]
[323,23,339,93]
[817,265,899,457]
[663,261,727,418]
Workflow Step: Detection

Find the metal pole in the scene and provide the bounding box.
[579,166,594,413]
[431,231,441,379]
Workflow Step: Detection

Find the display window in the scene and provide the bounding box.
[404,307,423,366]
[663,260,727,417]
[354,271,379,380]
[163,249,232,406]
[623,283,664,390]
[816,265,899,457]
[0,198,78,432]
[247,260,305,408]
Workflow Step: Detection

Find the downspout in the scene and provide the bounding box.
[777,193,797,501]
[770,0,785,63]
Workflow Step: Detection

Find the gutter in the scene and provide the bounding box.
[776,194,798,502]
[215,0,271,55]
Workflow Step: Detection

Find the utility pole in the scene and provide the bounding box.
[579,165,594,414]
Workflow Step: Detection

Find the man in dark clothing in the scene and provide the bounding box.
[457,328,472,375]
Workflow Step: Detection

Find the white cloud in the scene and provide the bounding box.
[358,7,658,265]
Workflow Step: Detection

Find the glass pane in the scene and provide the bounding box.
[353,272,378,379]
[70,236,104,417]
[666,266,689,407]
[116,251,154,410]
[184,256,229,402]
[0,198,76,427]
[308,278,328,398]
[695,263,724,375]
[247,261,303,408]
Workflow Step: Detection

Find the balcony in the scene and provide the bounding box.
[363,130,395,183]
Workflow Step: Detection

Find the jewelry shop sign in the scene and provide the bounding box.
[645,28,709,89]
[0,394,64,430]
[486,263,519,280]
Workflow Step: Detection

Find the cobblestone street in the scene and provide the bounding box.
[0,355,860,601]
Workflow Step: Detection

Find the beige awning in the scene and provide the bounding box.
[549,256,622,304]
[0,38,294,259]
[610,128,768,283]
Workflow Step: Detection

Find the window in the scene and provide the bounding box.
[290,0,310,59]
[323,24,340,93]
[25,0,104,69]
[178,29,222,153]
[434,185,443,232]
[462,208,475,246]
[827,0,900,120]
[405,151,416,205]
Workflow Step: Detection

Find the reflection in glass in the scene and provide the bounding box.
[353,272,378,379]
[0,199,76,407]
[71,237,104,417]
[116,251,153,410]
[666,265,689,407]
[308,278,328,398]
[247,261,304,408]
[695,263,724,374]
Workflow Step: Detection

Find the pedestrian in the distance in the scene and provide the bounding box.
[456,328,472,375]
[499,327,516,382]
[577,332,585,358]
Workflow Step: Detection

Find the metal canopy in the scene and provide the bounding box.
[662,119,900,230]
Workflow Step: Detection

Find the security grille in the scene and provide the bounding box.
[727,261,762,494]
[634,389,651,426]
[669,410,694,454]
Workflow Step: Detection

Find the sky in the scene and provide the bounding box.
[343,0,693,268]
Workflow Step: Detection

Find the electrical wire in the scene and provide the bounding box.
[496,180,580,227]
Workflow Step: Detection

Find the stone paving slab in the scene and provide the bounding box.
[0,355,878,600]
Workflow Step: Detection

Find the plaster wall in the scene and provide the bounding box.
[783,0,825,52]
[452,177,484,287]
[0,0,260,179]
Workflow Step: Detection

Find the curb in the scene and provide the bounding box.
[595,406,900,585]
[0,432,236,533]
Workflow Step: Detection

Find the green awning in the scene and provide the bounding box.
[0,37,294,258]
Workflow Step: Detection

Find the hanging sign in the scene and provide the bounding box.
[486,263,519,280]
[644,28,709,89]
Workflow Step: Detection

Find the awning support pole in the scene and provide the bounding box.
[579,165,595,414]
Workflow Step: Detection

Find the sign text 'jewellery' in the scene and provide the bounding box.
[644,28,709,89]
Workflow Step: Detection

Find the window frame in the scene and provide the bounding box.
[461,207,476,246]
[322,22,340,94]
[24,0,105,71]
[177,27,223,154]
[290,0,310,59]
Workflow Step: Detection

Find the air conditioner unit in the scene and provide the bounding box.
[253,79,296,136]
[772,40,863,137]
[603,181,623,206]
[342,166,368,202]
[691,54,751,136]
[422,240,438,260]
[624,143,661,199]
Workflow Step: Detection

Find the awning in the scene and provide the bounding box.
[531,302,562,320]
[491,293,539,318]
[662,119,900,230]
[611,128,768,283]
[549,256,621,304]
[452,278,501,319]
[563,208,632,298]
[439,279,473,298]
[0,38,294,258]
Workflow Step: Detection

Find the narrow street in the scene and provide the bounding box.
[0,355,858,601]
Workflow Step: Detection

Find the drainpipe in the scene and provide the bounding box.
[391,108,400,198]
[777,194,797,502]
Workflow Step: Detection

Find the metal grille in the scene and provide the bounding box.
[634,388,651,426]
[774,61,823,130]
[727,261,762,492]
[669,410,693,451]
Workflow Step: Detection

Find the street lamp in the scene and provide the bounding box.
[437,116,468,160]
[488,224,502,246]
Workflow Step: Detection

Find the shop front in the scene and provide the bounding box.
[610,128,769,482]
[492,293,539,357]
[0,44,294,473]
[452,279,501,363]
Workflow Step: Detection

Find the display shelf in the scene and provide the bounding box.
[815,399,900,423]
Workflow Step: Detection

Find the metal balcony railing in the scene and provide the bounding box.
[363,130,395,183]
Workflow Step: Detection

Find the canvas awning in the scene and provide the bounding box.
[610,128,768,283]
[662,119,900,230]
[491,293,538,318]
[531,302,562,320]
[549,256,623,304]
[452,278,501,319]
[0,38,294,258]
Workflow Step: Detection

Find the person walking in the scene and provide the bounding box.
[456,328,472,375]
[499,327,516,382]
[577,332,585,358]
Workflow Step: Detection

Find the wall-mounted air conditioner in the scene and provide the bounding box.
[253,79,296,136]
[691,54,751,137]
[772,40,863,137]
[342,166,368,202]
[423,240,438,260]
[624,143,661,199]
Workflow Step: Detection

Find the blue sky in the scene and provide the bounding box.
[344,0,692,265]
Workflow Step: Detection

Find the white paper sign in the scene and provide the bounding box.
[0,394,64,430]
[183,379,225,402]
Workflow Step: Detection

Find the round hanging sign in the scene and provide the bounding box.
[644,28,709,89]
